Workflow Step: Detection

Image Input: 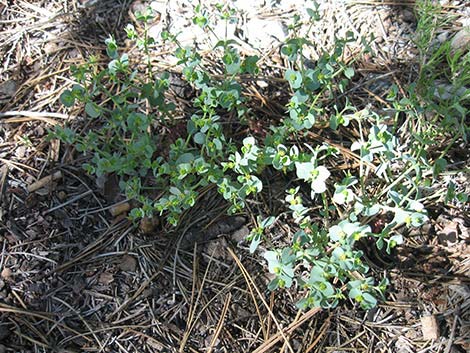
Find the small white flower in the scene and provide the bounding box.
[333,187,355,205]
[310,166,330,194]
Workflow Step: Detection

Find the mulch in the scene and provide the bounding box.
[0,1,469,352]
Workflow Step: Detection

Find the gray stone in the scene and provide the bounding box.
[451,27,470,52]
[242,18,287,49]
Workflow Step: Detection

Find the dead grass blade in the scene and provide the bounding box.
[207,292,232,353]
[0,303,92,341]
[227,247,296,353]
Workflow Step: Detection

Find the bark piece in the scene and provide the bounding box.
[421,315,440,340]
[27,171,62,192]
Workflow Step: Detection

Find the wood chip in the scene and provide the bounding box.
[27,171,62,192]
[109,202,131,217]
[421,315,440,340]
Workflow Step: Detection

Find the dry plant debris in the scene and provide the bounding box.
[0,0,469,352]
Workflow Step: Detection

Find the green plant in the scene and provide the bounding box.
[413,1,469,150]
[52,3,461,311]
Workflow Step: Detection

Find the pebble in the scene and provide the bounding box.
[150,0,167,16]
[230,225,250,243]
[44,41,58,55]
[0,326,10,341]
[242,18,287,49]
[1,267,12,280]
[0,80,17,99]
[148,23,163,41]
[118,254,138,272]
[139,216,159,234]
[233,0,265,15]
[437,31,449,43]
[129,0,147,16]
[57,190,67,201]
[451,27,470,53]
[400,9,415,23]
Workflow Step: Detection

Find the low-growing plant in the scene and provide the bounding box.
[52,1,465,310]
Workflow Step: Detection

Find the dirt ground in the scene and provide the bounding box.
[0,1,469,352]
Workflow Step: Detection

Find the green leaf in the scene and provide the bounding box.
[249,233,262,253]
[268,278,281,291]
[344,67,354,79]
[60,90,75,107]
[306,8,315,18]
[264,251,280,272]
[285,69,302,89]
[187,119,197,135]
[261,216,275,228]
[176,152,194,165]
[129,208,145,220]
[213,138,223,151]
[456,192,468,203]
[433,158,447,177]
[242,55,260,75]
[194,132,206,145]
[124,24,136,39]
[361,293,377,308]
[330,115,339,130]
[85,102,101,118]
[105,36,118,59]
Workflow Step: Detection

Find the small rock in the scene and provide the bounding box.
[0,80,17,100]
[1,267,12,280]
[95,174,106,189]
[205,238,229,261]
[421,314,440,340]
[146,338,164,350]
[451,27,470,53]
[44,42,58,55]
[141,287,155,299]
[68,48,81,59]
[119,255,137,272]
[230,225,250,243]
[448,284,470,300]
[34,125,45,136]
[438,220,459,244]
[0,325,10,341]
[72,277,86,294]
[98,272,114,285]
[139,216,159,234]
[242,18,287,49]
[437,31,449,43]
[148,23,162,41]
[382,18,392,32]
[15,145,26,159]
[150,0,167,16]
[400,9,415,23]
[109,202,130,217]
[130,0,147,16]
[212,21,237,43]
[375,35,384,44]
[57,190,67,201]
